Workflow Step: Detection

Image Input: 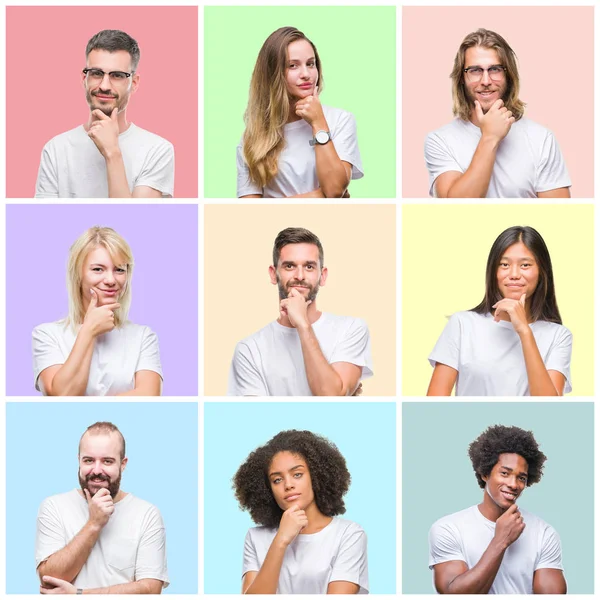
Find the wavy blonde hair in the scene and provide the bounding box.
[66,227,134,329]
[242,27,323,188]
[451,28,526,122]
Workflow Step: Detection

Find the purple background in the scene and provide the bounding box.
[6,204,198,396]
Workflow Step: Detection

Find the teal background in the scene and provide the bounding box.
[204,402,396,594]
[6,402,198,594]
[402,402,594,594]
[204,6,396,198]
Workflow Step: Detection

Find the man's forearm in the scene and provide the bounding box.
[83,579,163,594]
[519,330,560,396]
[48,327,95,396]
[39,521,102,584]
[105,151,133,199]
[446,539,506,594]
[446,136,499,198]
[297,324,346,396]
[288,188,325,198]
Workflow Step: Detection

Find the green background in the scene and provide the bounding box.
[204,6,396,198]
[402,402,594,594]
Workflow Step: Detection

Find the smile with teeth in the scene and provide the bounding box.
[501,490,517,501]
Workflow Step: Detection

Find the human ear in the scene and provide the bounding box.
[268,265,278,285]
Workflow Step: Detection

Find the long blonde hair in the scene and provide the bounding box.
[451,29,526,122]
[66,226,134,329]
[242,27,323,188]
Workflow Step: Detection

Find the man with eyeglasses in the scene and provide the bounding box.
[424,29,570,198]
[35,30,174,198]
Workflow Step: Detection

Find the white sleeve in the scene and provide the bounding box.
[35,498,67,568]
[535,524,563,571]
[330,526,369,593]
[428,313,461,370]
[135,140,175,198]
[428,520,465,568]
[35,143,59,198]
[227,342,268,396]
[535,131,571,193]
[242,530,260,577]
[330,318,373,380]
[236,144,263,197]
[545,326,573,394]
[330,111,364,180]
[136,327,163,379]
[32,324,64,392]
[424,132,463,197]
[135,505,170,587]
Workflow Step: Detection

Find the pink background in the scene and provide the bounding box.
[7,6,198,198]
[402,6,594,198]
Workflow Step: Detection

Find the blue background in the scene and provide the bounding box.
[6,402,198,594]
[204,402,396,594]
[402,402,594,594]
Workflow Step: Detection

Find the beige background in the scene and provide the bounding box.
[205,204,396,396]
[402,204,594,396]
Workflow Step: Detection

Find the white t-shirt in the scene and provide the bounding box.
[32,320,163,396]
[243,518,369,594]
[35,123,174,198]
[227,312,373,396]
[237,105,364,198]
[35,489,169,590]
[429,311,572,396]
[424,117,571,198]
[429,505,563,594]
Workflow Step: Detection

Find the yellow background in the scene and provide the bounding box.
[205,204,396,396]
[402,204,594,396]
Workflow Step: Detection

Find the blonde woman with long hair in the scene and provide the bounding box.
[32,227,162,396]
[237,27,363,198]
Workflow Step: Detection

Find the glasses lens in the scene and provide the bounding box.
[87,69,104,80]
[466,68,482,82]
[489,67,504,81]
[110,72,128,82]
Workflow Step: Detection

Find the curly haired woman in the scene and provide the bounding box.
[233,430,368,594]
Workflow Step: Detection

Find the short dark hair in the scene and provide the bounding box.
[79,421,126,461]
[86,30,141,72]
[468,425,547,489]
[233,430,350,528]
[471,225,562,324]
[272,227,324,267]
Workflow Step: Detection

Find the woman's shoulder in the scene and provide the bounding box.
[331,517,366,536]
[32,320,68,336]
[322,104,355,125]
[533,319,572,338]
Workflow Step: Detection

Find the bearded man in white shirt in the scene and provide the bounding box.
[36,421,169,595]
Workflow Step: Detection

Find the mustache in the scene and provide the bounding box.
[287,280,312,288]
[93,91,118,99]
[86,473,110,483]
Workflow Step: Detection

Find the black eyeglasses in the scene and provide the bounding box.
[463,65,506,82]
[83,68,132,83]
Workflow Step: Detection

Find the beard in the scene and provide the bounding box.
[276,274,320,302]
[79,470,121,499]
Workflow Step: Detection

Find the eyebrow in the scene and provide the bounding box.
[500,465,528,476]
[81,455,117,461]
[269,464,305,477]
[281,260,318,267]
[500,256,534,261]
[465,63,504,69]
[288,56,315,62]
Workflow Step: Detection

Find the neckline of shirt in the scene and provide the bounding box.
[273,312,327,333]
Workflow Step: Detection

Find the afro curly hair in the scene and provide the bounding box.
[233,430,351,528]
[468,425,547,489]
